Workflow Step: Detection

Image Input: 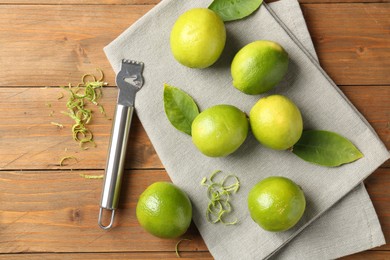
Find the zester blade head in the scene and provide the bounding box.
[116,59,145,106]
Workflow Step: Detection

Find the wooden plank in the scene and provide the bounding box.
[341,251,390,259]
[0,168,388,254]
[0,252,213,259]
[0,4,389,86]
[339,85,390,166]
[301,3,390,85]
[0,86,388,170]
[0,0,388,5]
[0,169,208,253]
[0,87,163,170]
[0,5,152,87]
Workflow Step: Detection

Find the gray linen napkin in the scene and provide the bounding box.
[104,0,389,259]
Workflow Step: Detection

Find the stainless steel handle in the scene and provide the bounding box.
[98,104,134,229]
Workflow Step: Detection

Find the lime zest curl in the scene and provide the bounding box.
[59,156,78,166]
[175,238,192,258]
[201,170,240,225]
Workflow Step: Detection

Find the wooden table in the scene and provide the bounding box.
[0,0,388,259]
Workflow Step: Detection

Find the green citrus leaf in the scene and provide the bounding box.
[209,0,263,22]
[292,130,363,167]
[163,84,199,135]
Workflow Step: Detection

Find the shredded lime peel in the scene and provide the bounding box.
[79,173,104,179]
[201,170,240,225]
[59,156,78,166]
[57,92,64,100]
[51,122,63,128]
[60,68,107,149]
[175,238,191,258]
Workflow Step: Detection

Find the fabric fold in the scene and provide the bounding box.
[265,1,385,258]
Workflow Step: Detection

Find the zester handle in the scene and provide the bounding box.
[98,104,134,229]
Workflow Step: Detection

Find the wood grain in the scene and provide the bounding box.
[0,252,213,260]
[0,168,388,254]
[341,251,390,259]
[0,250,389,260]
[301,3,390,85]
[0,4,389,86]
[0,0,389,259]
[0,5,152,87]
[0,87,163,170]
[0,169,208,253]
[0,86,388,170]
[0,0,388,4]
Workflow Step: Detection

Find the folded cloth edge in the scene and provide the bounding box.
[264,1,387,258]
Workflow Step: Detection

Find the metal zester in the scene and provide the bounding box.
[98,59,144,229]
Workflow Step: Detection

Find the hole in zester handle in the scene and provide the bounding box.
[98,208,116,230]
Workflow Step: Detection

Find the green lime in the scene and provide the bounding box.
[136,182,192,238]
[170,8,226,68]
[191,104,249,157]
[248,176,306,232]
[231,40,289,94]
[249,95,303,150]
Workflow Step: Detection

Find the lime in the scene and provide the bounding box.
[231,40,289,94]
[136,182,192,238]
[249,95,303,150]
[191,104,249,157]
[170,8,226,68]
[248,176,306,232]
